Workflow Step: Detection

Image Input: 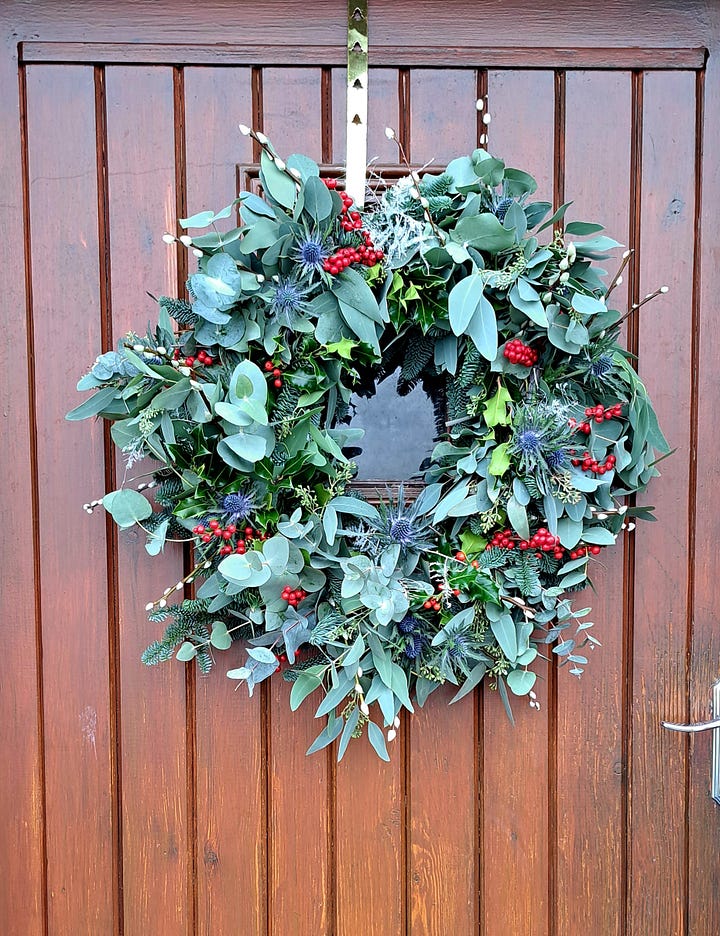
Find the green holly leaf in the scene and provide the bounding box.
[488,442,511,477]
[483,383,512,428]
[324,338,359,360]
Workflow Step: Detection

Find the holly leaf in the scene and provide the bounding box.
[488,442,511,477]
[324,338,359,360]
[483,382,512,428]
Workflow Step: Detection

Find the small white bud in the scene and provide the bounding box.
[410,171,421,184]
[162,233,175,245]
[393,715,400,729]
[356,666,363,678]
[288,167,302,180]
[178,365,192,376]
[145,602,154,612]
[482,113,492,125]
[384,126,396,140]
[204,561,212,569]
[627,522,636,531]
[566,242,576,262]
[272,274,279,283]
[542,291,553,304]
[622,249,632,259]
[559,271,570,284]
[420,196,430,209]
[255,131,268,145]
[559,258,569,271]
[619,505,628,515]
[158,598,167,608]
[479,133,488,145]
[256,274,265,283]
[409,187,420,199]
[274,157,286,171]
[192,248,203,258]
[179,235,193,247]
[156,346,166,356]
[171,359,180,368]
[387,729,397,742]
[238,123,251,135]
[190,379,202,390]
[660,285,669,294]
[616,275,623,287]
[132,343,144,352]
[475,98,484,111]
[360,701,370,716]
[174,581,184,591]
[596,513,608,520]
[529,690,537,700]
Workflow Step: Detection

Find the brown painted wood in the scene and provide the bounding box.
[25,63,116,935]
[4,3,720,934]
[406,67,479,936]
[689,7,720,928]
[104,65,190,934]
[630,69,696,935]
[480,68,555,936]
[554,70,632,936]
[183,65,268,936]
[19,42,707,69]
[0,13,46,934]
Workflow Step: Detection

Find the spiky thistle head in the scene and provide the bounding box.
[221,491,255,522]
[268,277,311,325]
[544,448,567,471]
[295,231,330,279]
[588,353,614,378]
[397,614,419,634]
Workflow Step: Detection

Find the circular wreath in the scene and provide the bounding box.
[69,127,669,760]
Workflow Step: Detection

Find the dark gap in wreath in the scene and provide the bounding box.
[343,326,447,499]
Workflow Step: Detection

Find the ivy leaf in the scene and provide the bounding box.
[483,382,512,428]
[488,442,511,477]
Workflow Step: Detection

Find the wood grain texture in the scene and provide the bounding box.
[19,42,707,69]
[630,69,696,936]
[269,680,332,935]
[183,65,267,936]
[0,14,46,933]
[4,0,711,55]
[406,67,479,936]
[105,65,189,935]
[26,63,115,935]
[689,12,720,934]
[554,70,632,936]
[480,69,555,936]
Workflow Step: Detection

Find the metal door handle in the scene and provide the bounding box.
[662,679,720,805]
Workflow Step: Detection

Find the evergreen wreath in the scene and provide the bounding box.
[68,125,669,760]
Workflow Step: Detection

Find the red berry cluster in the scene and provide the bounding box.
[173,348,214,367]
[568,418,592,435]
[263,360,284,388]
[454,551,481,569]
[192,520,267,556]
[281,585,307,607]
[568,543,602,560]
[321,179,384,275]
[423,596,442,611]
[570,451,617,474]
[585,403,623,424]
[503,338,538,366]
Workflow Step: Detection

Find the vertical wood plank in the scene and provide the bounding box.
[481,69,555,936]
[689,14,720,927]
[261,65,332,936]
[0,39,46,935]
[183,66,267,936]
[105,65,189,935]
[408,67,479,936]
[629,69,695,936]
[26,63,115,936]
[263,67,323,160]
[555,70,632,936]
[330,60,404,936]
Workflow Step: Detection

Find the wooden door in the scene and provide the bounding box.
[2,2,718,934]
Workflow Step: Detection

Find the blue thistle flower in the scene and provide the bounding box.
[545,448,567,471]
[494,197,514,221]
[515,427,545,457]
[221,492,255,523]
[403,633,425,660]
[589,353,614,378]
[447,633,469,661]
[295,233,330,278]
[389,516,416,546]
[398,614,418,634]
[269,277,310,323]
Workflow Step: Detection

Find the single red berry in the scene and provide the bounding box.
[264,361,274,371]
